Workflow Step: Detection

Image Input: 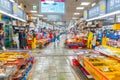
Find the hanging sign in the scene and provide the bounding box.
[88,5,100,18]
[40,0,65,14]
[83,10,88,20]
[0,0,12,14]
[99,0,106,15]
[13,2,24,19]
[13,3,18,16]
[33,5,37,10]
[17,9,23,19]
[107,0,120,13]
[47,15,62,21]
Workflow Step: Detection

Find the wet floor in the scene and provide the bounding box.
[31,35,77,80]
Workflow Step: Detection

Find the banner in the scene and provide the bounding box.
[107,0,120,13]
[17,9,23,19]
[47,15,62,21]
[40,0,65,14]
[0,0,12,13]
[99,0,106,15]
[88,5,99,18]
[83,10,88,20]
[13,3,18,16]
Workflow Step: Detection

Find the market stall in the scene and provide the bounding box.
[65,31,87,49]
[75,50,120,80]
[0,50,34,80]
[37,39,50,48]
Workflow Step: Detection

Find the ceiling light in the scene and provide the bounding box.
[74,13,80,15]
[38,15,43,17]
[9,0,15,3]
[43,17,47,19]
[31,17,37,19]
[72,17,78,19]
[18,5,21,8]
[76,7,84,10]
[92,3,96,7]
[30,10,37,13]
[81,2,90,6]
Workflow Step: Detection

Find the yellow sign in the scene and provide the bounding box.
[113,24,120,30]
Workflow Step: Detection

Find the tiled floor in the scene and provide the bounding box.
[31,35,77,80]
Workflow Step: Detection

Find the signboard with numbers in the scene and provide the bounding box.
[107,0,120,13]
[88,5,100,18]
[0,0,12,14]
[40,0,65,14]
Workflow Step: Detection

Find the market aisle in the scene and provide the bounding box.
[31,35,77,80]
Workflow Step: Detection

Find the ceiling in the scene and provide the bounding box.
[15,0,101,22]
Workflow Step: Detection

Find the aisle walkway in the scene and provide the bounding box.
[31,35,77,80]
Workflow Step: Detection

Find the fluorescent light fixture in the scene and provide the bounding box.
[38,15,43,16]
[86,10,120,21]
[31,17,37,19]
[18,5,21,8]
[30,10,37,13]
[76,7,84,10]
[74,13,80,15]
[0,10,26,22]
[92,2,96,7]
[9,0,15,3]
[81,2,90,6]
[72,17,78,19]
[43,17,47,19]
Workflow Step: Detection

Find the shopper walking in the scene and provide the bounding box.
[0,25,6,50]
[56,31,60,45]
[53,31,56,42]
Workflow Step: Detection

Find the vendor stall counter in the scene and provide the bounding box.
[76,50,120,80]
[0,50,34,80]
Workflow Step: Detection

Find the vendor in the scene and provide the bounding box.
[31,30,36,49]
